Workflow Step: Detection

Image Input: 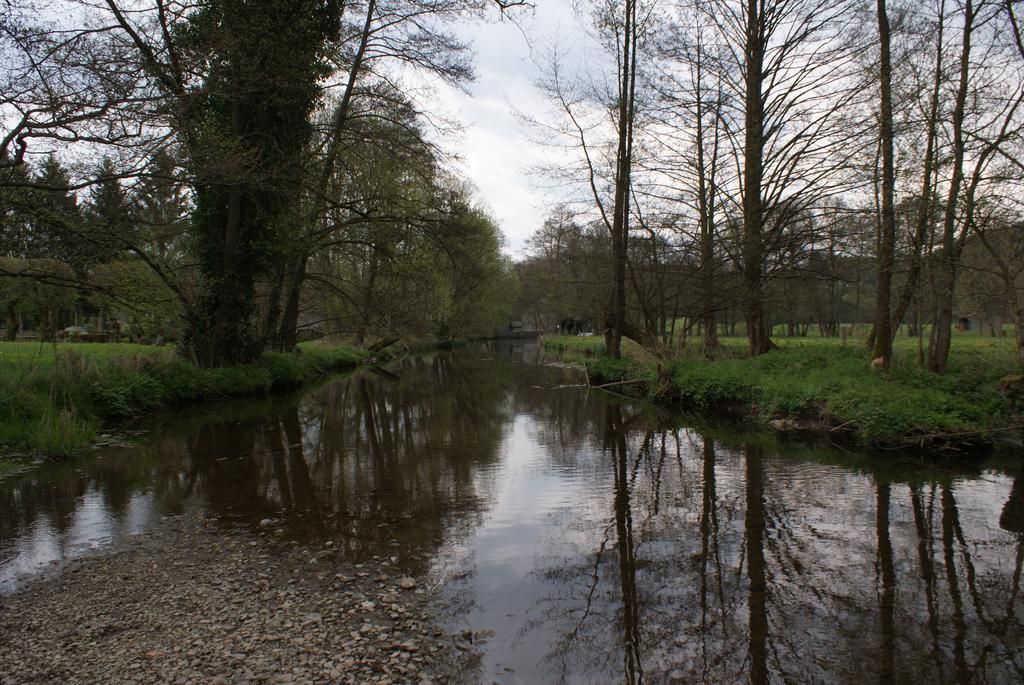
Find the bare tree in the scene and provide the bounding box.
[871,0,898,369]
[928,0,1024,373]
[971,215,1024,361]
[648,11,732,354]
[889,0,947,338]
[607,0,642,358]
[524,0,657,357]
[698,0,864,356]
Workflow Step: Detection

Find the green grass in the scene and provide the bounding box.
[541,334,651,359]
[543,333,1023,447]
[0,341,367,457]
[543,335,606,356]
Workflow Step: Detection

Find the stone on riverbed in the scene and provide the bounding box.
[0,514,476,685]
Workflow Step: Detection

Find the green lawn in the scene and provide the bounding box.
[544,332,1022,447]
[0,340,167,358]
[0,340,367,458]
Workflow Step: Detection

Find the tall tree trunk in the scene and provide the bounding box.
[609,0,638,359]
[262,262,287,349]
[354,248,380,347]
[1016,307,1024,364]
[742,0,771,357]
[891,0,945,335]
[929,0,973,374]
[702,309,719,354]
[871,0,897,369]
[189,183,263,366]
[696,58,721,355]
[276,255,307,352]
[39,303,54,342]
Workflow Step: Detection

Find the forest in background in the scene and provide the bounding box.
[2,0,1023,372]
[1,0,520,366]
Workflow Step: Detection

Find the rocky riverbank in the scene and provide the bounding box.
[0,515,475,685]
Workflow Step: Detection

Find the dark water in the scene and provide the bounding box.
[2,343,1023,684]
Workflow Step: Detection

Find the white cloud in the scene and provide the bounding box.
[435,0,584,257]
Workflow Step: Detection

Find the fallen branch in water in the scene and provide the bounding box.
[829,419,857,433]
[592,378,647,390]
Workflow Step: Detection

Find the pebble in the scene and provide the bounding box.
[0,517,476,685]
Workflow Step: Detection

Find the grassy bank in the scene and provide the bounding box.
[543,334,1023,448]
[0,341,367,457]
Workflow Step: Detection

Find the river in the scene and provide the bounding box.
[2,342,1022,684]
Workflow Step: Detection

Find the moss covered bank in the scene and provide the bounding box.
[0,341,367,457]
[544,335,1023,449]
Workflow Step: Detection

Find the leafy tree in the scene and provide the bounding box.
[82,158,134,264]
[23,158,83,267]
[89,260,183,341]
[0,257,78,341]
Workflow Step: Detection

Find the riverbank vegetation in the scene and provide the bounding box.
[2,0,1024,457]
[1,0,526,460]
[0,341,366,457]
[544,334,1022,447]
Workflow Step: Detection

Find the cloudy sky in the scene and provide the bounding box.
[434,1,585,257]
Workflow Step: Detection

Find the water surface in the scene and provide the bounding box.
[2,343,1022,683]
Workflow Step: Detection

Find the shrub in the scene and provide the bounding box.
[32,408,97,457]
[90,372,166,416]
[0,340,366,456]
[547,334,1021,446]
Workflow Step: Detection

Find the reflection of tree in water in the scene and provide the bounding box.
[3,349,1024,683]
[610,405,642,685]
[172,353,513,570]
[1001,474,1024,645]
[514,383,605,470]
[521,407,1024,684]
[522,403,648,684]
[877,478,896,684]
[1,352,514,580]
[0,437,205,562]
[523,408,738,684]
[745,446,768,685]
[1001,474,1024,535]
